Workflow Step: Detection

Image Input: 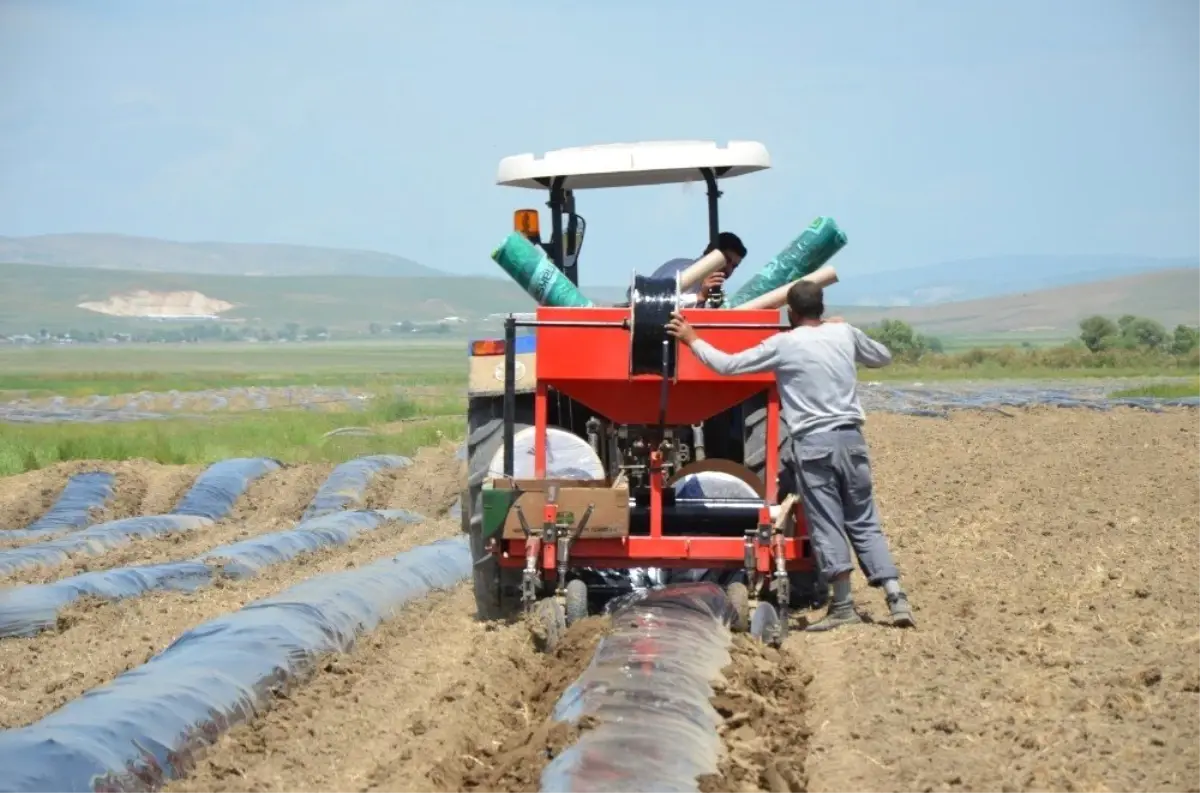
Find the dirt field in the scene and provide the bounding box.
[793,408,1200,793]
[0,443,463,728]
[1,409,1196,792]
[0,459,201,546]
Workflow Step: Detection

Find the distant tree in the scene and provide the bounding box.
[304,326,329,340]
[1078,315,1119,352]
[866,319,930,361]
[281,322,300,341]
[1118,316,1168,350]
[1170,324,1200,355]
[368,322,382,336]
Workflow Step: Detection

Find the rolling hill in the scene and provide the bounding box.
[830,254,1198,307]
[0,261,625,334]
[2,234,1194,310]
[0,260,1194,339]
[838,267,1199,335]
[0,233,439,278]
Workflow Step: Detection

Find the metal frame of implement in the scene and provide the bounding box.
[497,304,816,589]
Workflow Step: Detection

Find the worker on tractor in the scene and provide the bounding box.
[650,231,748,306]
[665,280,917,631]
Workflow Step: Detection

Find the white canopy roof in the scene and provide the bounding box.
[496,140,771,190]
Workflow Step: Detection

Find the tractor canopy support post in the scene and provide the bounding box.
[701,167,721,247]
[548,177,575,284]
[502,315,516,477]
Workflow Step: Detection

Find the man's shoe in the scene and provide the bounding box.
[887,591,916,628]
[804,602,862,632]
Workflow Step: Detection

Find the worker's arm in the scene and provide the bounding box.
[850,325,892,368]
[690,336,781,375]
[666,312,781,375]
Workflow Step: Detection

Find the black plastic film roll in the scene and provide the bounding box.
[629,274,679,377]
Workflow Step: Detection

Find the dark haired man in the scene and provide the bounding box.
[665,280,916,631]
[651,231,747,306]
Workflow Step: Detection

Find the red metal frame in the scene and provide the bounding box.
[507,304,814,577]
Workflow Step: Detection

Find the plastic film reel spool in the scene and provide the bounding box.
[629,270,681,378]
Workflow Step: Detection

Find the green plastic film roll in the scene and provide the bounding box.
[491,232,595,308]
[726,217,847,308]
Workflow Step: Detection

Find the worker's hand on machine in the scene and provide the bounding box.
[697,271,725,300]
[666,312,698,346]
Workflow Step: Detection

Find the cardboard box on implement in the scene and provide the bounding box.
[490,478,629,541]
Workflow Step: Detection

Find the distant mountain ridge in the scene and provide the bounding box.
[0,260,1193,337]
[828,254,1199,307]
[0,233,440,278]
[838,267,1199,335]
[1,233,1195,308]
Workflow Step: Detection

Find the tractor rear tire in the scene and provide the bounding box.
[743,400,829,611]
[466,402,532,622]
[726,581,750,633]
[565,579,589,625]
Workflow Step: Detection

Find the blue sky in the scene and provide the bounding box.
[1,0,1196,288]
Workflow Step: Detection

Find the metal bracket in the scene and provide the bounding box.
[556,503,594,594]
[514,504,531,538]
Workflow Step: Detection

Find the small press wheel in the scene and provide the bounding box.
[726,581,750,633]
[565,579,589,625]
[531,598,566,653]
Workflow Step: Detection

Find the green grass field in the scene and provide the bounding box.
[0,394,465,476]
[1,338,1196,400]
[0,340,464,397]
[933,332,1073,352]
[0,339,1194,475]
[1109,377,1200,399]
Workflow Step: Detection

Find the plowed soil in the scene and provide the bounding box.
[0,460,200,547]
[0,446,464,728]
[793,408,1200,793]
[365,440,464,518]
[167,593,606,793]
[1,464,331,585]
[1,409,1196,792]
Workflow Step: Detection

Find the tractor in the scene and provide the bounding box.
[460,140,825,645]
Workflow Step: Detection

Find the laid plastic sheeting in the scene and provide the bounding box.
[301,455,412,520]
[171,457,281,520]
[0,515,213,578]
[0,471,115,539]
[858,382,1200,417]
[198,508,423,577]
[0,560,213,637]
[0,509,424,638]
[0,385,376,425]
[0,536,472,793]
[541,582,735,792]
[5,382,1193,426]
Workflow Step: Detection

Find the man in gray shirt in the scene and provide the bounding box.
[666,280,916,630]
